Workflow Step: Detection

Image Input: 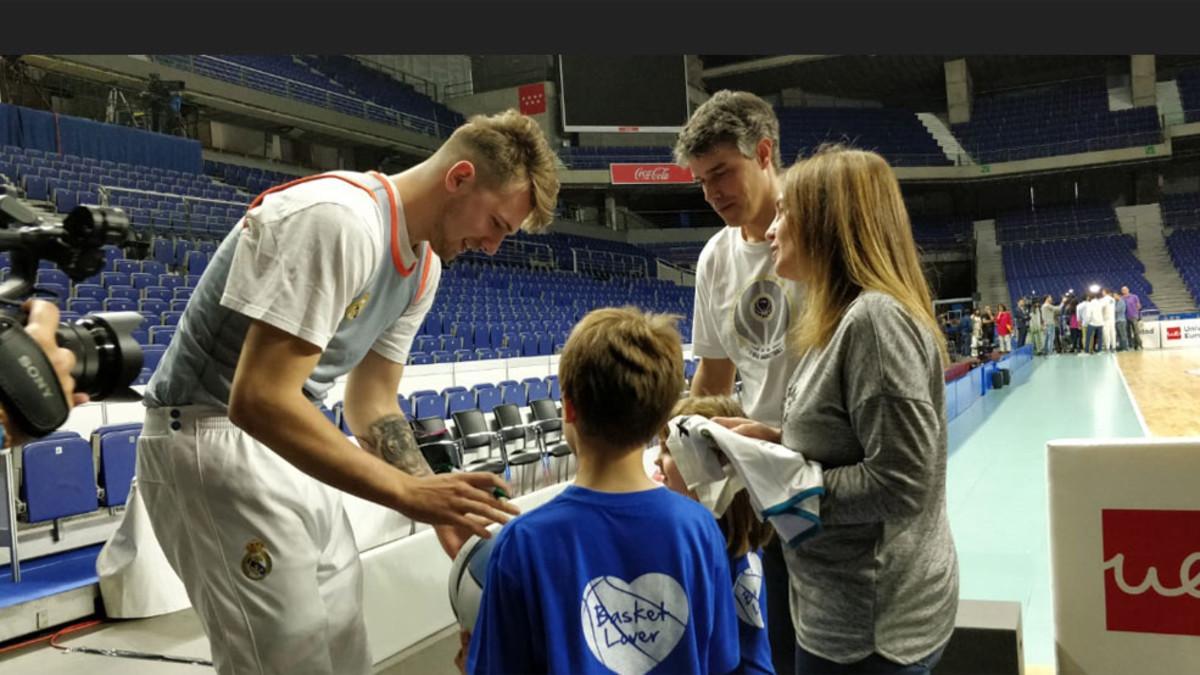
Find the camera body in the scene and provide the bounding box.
[0,192,143,438]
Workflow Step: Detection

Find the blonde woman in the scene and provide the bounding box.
[717,146,958,674]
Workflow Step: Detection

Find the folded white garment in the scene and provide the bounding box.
[665,415,824,546]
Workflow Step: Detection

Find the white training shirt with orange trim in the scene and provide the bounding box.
[145,171,441,410]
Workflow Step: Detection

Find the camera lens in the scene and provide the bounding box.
[55,311,144,399]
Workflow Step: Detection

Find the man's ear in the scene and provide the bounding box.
[445,160,477,192]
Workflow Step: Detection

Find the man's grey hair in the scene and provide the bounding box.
[674,90,782,169]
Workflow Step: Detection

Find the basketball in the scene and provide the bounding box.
[448,532,499,630]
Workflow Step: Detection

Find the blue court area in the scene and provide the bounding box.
[0,544,102,610]
[946,353,1146,668]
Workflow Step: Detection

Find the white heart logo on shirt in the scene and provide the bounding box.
[580,573,690,675]
[733,552,765,628]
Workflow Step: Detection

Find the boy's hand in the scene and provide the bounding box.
[454,630,471,674]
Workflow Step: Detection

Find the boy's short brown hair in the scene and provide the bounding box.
[660,395,775,558]
[559,306,684,452]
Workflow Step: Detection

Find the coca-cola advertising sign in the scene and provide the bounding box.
[1101,508,1200,636]
[610,163,694,185]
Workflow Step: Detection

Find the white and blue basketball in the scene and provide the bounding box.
[447,531,499,630]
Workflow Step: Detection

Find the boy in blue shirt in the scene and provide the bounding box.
[468,307,740,675]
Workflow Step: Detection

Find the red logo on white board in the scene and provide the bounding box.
[1102,509,1200,637]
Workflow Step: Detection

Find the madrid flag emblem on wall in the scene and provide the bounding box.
[518,83,546,115]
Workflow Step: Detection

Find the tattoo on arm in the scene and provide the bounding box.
[360,415,433,478]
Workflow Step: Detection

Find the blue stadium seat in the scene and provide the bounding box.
[413,393,447,420]
[150,326,176,345]
[36,269,70,287]
[519,333,538,357]
[68,298,101,314]
[142,344,167,372]
[447,391,475,416]
[139,299,168,315]
[103,298,137,312]
[143,285,172,301]
[101,272,131,287]
[535,331,553,356]
[108,285,140,302]
[73,283,106,301]
[185,251,209,275]
[21,434,96,522]
[500,383,527,407]
[476,386,503,414]
[130,272,154,289]
[526,380,550,402]
[98,429,139,507]
[153,239,174,266]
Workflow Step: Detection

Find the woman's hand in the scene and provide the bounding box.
[710,416,783,445]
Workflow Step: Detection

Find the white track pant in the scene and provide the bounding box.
[136,406,371,675]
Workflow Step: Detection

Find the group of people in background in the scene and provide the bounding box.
[944,285,1143,360]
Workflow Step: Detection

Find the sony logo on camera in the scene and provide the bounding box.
[17,354,56,399]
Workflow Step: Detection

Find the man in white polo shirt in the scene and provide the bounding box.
[134,110,560,675]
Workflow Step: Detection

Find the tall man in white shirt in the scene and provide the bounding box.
[676,90,805,673]
[135,110,560,675]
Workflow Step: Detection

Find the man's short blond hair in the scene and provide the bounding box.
[559,306,684,452]
[438,109,560,233]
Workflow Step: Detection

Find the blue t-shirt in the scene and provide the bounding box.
[730,550,774,674]
[468,485,740,675]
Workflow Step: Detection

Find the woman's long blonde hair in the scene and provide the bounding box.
[780,145,948,365]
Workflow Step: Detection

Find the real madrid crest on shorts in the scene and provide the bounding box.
[344,292,371,321]
[241,539,273,581]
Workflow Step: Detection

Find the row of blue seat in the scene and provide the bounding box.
[16,371,572,524]
[18,426,138,523]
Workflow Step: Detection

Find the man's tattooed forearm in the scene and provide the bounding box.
[361,415,433,477]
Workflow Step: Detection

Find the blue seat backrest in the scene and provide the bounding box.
[98,430,139,506]
[21,435,96,522]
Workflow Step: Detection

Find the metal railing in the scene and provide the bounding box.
[150,55,455,138]
[962,131,1164,165]
[457,239,555,269]
[571,248,650,279]
[994,217,1127,245]
[345,56,439,101]
[99,185,246,238]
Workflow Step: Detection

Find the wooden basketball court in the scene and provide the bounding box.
[1116,348,1200,437]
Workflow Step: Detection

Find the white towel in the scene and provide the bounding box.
[665,415,824,546]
